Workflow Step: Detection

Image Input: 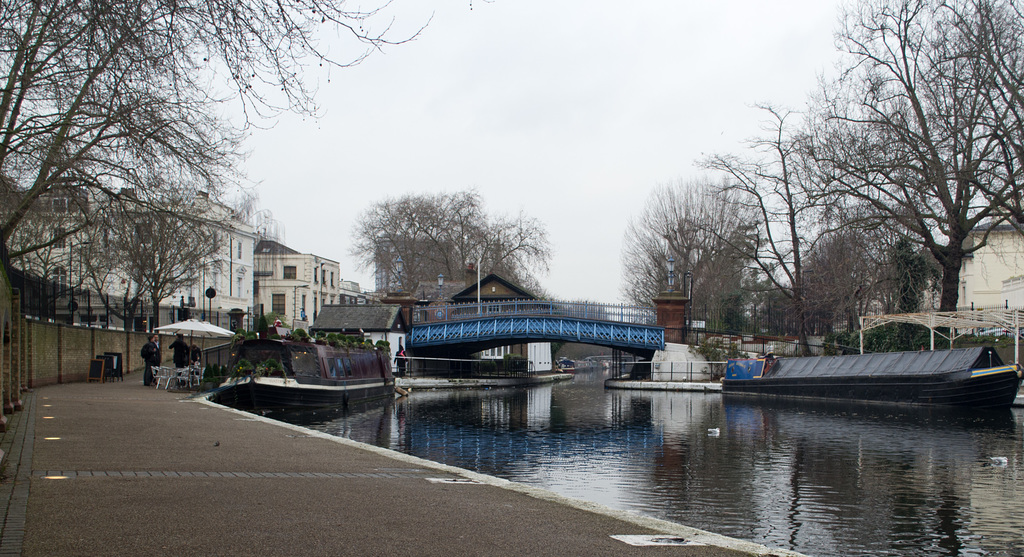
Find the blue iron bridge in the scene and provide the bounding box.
[407,300,664,357]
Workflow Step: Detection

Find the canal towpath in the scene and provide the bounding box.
[0,378,802,557]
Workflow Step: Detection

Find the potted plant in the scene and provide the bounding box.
[255,358,284,378]
[231,358,255,378]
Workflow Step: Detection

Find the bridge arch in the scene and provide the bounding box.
[407,302,665,359]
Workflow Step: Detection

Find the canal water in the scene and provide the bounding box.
[266,367,1024,557]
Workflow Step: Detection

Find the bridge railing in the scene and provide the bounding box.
[398,355,536,378]
[411,300,657,326]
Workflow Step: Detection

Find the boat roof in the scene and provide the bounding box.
[769,347,1003,379]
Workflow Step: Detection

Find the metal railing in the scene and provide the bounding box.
[412,300,656,326]
[616,360,728,382]
[8,264,240,331]
[398,356,535,379]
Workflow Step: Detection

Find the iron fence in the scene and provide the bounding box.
[615,360,727,381]
[400,356,535,379]
[7,264,239,331]
[684,302,858,340]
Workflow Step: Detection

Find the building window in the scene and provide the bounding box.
[272,293,286,314]
[283,266,297,279]
[331,272,335,288]
[237,241,243,259]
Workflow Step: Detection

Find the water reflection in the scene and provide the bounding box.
[265,370,1024,557]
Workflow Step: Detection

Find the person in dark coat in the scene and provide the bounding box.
[169,334,189,368]
[394,342,407,377]
[142,334,161,386]
[190,344,202,366]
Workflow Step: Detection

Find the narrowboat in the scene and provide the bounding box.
[212,338,395,410]
[723,347,1021,409]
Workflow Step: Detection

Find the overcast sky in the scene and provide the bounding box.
[241,0,841,303]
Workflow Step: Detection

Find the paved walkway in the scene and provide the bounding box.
[0,378,802,557]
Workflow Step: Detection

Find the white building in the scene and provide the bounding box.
[163,192,255,331]
[254,239,363,330]
[961,224,1024,308]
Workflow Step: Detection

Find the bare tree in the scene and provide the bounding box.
[702,105,823,354]
[0,0,416,256]
[86,191,219,328]
[809,0,1024,310]
[803,213,927,333]
[948,0,1024,223]
[352,190,551,293]
[619,177,747,309]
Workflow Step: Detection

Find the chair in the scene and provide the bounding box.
[169,367,192,390]
[187,364,203,389]
[153,366,176,389]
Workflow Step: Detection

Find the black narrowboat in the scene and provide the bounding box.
[213,338,394,410]
[723,347,1021,409]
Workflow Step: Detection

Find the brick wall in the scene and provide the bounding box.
[23,320,168,387]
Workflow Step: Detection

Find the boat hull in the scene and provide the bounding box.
[723,367,1021,409]
[215,376,394,410]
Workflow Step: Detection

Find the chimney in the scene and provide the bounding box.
[466,263,481,298]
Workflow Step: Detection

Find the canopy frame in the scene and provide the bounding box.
[859,309,1021,364]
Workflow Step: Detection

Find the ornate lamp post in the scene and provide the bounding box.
[667,256,675,292]
[396,255,404,292]
[437,273,444,301]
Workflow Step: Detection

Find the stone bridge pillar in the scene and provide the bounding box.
[653,291,690,345]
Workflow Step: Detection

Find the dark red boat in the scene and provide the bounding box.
[213,338,394,410]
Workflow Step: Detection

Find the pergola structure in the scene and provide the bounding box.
[860,309,1022,364]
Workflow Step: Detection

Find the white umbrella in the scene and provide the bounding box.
[155,319,234,338]
[155,319,235,387]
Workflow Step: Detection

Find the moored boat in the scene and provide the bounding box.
[723,347,1022,409]
[213,337,394,410]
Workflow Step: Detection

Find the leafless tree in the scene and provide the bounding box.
[947,0,1024,223]
[802,214,919,332]
[808,0,1024,310]
[1,183,89,285]
[86,191,220,327]
[619,177,747,309]
[352,190,551,292]
[0,0,416,256]
[702,105,824,354]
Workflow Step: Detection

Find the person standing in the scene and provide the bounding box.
[142,334,161,386]
[169,334,189,368]
[190,343,202,366]
[394,342,407,377]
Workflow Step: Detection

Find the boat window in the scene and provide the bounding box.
[288,345,322,377]
[336,358,346,377]
[237,346,287,372]
[343,358,352,377]
[327,357,337,378]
